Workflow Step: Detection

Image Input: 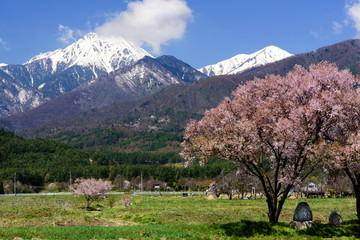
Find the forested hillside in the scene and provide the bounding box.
[0,129,234,193]
[47,128,183,152]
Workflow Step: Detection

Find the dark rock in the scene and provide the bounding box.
[329,211,343,226]
[293,202,313,222]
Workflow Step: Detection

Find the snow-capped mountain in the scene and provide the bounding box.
[0,63,7,67]
[76,56,202,110]
[0,32,152,117]
[0,56,206,131]
[198,46,293,77]
[25,32,151,76]
[22,32,152,91]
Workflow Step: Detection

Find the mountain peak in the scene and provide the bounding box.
[0,32,154,117]
[82,32,97,40]
[198,46,293,76]
[25,32,152,74]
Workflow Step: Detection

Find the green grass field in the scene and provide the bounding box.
[0,194,359,239]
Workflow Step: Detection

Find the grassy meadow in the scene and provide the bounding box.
[0,193,359,239]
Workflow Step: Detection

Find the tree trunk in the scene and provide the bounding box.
[274,186,293,223]
[266,195,277,223]
[344,168,360,223]
[266,186,292,223]
[354,185,360,223]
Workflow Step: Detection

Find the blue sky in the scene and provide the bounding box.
[0,0,359,68]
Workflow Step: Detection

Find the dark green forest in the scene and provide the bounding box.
[48,127,184,152]
[0,129,234,192]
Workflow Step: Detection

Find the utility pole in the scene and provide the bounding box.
[14,172,16,196]
[141,171,143,193]
[69,171,72,193]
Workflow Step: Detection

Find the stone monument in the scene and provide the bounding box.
[291,202,320,229]
[293,202,313,221]
[329,211,343,226]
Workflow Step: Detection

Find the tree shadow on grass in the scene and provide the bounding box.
[215,220,288,238]
[298,220,360,238]
[215,220,360,238]
[81,206,102,211]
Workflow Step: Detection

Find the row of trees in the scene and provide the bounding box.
[0,163,230,193]
[0,158,232,187]
[0,128,238,193]
[182,62,360,223]
[0,129,234,185]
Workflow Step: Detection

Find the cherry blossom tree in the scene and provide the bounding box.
[309,133,360,222]
[72,178,112,208]
[181,62,360,223]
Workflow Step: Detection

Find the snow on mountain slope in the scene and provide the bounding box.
[0,56,206,130]
[25,32,152,75]
[0,32,153,117]
[0,63,7,67]
[198,46,292,76]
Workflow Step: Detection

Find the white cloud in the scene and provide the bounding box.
[332,21,343,34]
[310,30,319,39]
[57,24,82,44]
[0,38,5,46]
[0,38,9,50]
[95,0,192,54]
[347,0,360,38]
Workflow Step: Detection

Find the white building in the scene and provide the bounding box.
[301,181,319,192]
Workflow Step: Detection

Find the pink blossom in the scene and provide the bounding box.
[72,178,112,208]
[122,198,131,207]
[181,62,360,223]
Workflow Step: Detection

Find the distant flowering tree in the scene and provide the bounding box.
[72,178,112,208]
[181,62,360,223]
[209,170,241,199]
[122,198,131,207]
